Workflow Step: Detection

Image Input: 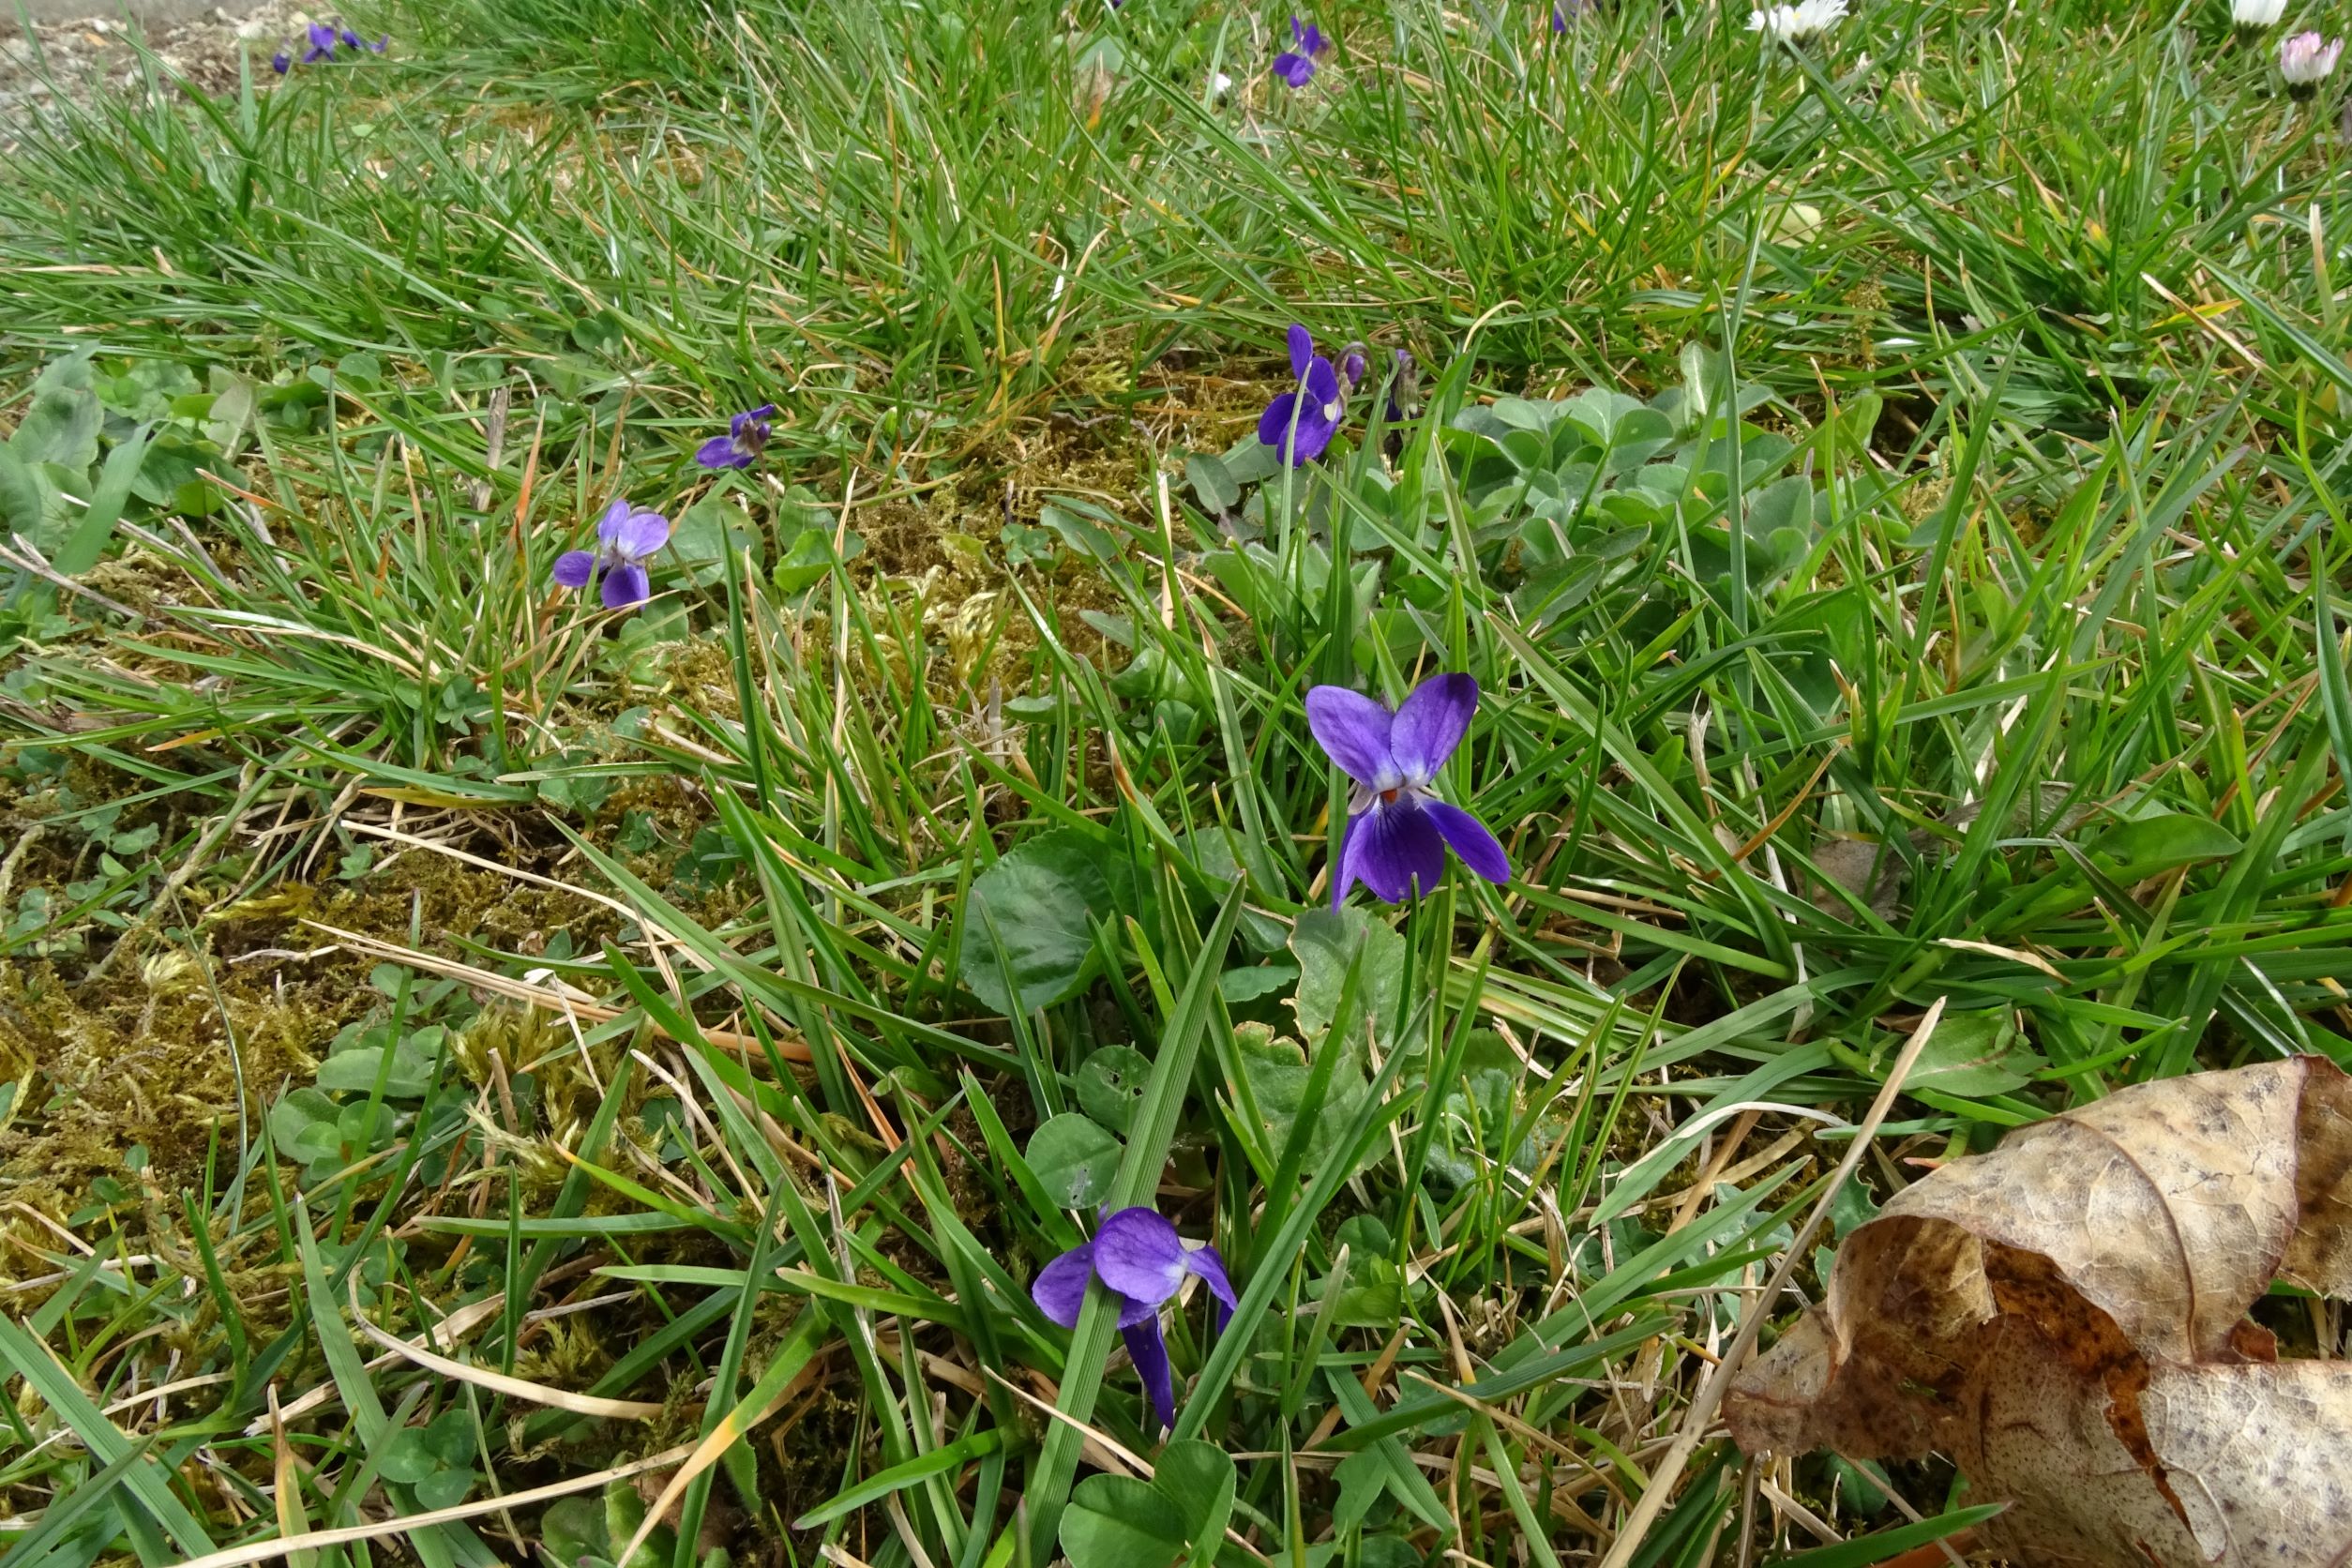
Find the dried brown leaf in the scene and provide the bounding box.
[1807,836,1904,920]
[1726,1056,2352,1568]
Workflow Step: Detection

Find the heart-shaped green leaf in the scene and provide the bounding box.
[1061,1475,1188,1568]
[1026,1113,1121,1209]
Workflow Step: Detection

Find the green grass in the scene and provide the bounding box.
[2,0,2351,1565]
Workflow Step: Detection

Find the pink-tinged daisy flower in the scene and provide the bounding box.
[2280,31,2342,98]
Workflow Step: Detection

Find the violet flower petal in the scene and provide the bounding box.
[1334,810,1381,905]
[1304,686,1396,789]
[1389,673,1478,780]
[551,550,596,589]
[1184,1244,1237,1330]
[611,506,671,561]
[1270,397,1336,464]
[600,560,651,610]
[595,498,635,548]
[1033,1243,1095,1327]
[1302,355,1342,414]
[1092,1207,1190,1307]
[1330,809,1368,908]
[696,434,750,470]
[1266,376,1338,462]
[1257,391,1303,450]
[1288,411,1336,462]
[1287,323,1315,380]
[272,50,291,72]
[1273,51,1316,86]
[1424,800,1511,885]
[1121,1319,1177,1429]
[1344,801,1446,904]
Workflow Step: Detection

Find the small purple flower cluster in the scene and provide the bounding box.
[1262,7,1573,93]
[1026,686,1500,1410]
[1244,325,1514,902]
[272,20,385,74]
[544,403,774,610]
[1016,324,1508,1420]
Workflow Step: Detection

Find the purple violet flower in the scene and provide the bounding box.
[300,21,338,62]
[339,25,363,48]
[1307,674,1512,907]
[370,33,388,51]
[1033,1207,1236,1429]
[1337,343,1369,391]
[551,499,671,610]
[1259,324,1346,466]
[695,403,776,471]
[1274,14,1329,87]
[272,49,291,73]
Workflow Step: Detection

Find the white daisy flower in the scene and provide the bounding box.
[1748,0,1847,43]
[2234,0,2286,31]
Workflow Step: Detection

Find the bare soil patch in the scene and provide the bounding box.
[1,0,308,121]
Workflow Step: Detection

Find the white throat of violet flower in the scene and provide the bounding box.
[1349,772,1436,815]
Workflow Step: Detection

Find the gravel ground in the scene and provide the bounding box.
[1,0,313,124]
